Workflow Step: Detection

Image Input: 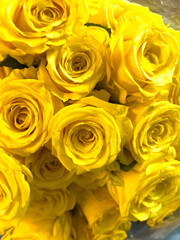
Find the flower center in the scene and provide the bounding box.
[44,155,61,171]
[147,177,177,203]
[38,7,63,22]
[10,105,30,131]
[71,56,88,72]
[144,44,161,65]
[4,98,36,133]
[78,128,95,144]
[147,120,168,145]
[68,123,98,154]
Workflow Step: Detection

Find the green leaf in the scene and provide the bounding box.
[109,171,123,186]
[0,55,27,69]
[107,160,121,171]
[85,23,111,37]
[120,160,137,172]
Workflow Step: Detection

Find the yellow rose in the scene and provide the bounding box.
[0,56,12,79]
[128,101,180,163]
[24,186,76,221]
[93,227,128,240]
[171,63,180,160]
[107,0,164,31]
[74,169,109,189]
[103,7,179,103]
[26,147,75,189]
[107,159,180,226]
[77,186,121,234]
[0,0,88,55]
[0,53,12,79]
[38,27,110,101]
[76,186,130,239]
[8,66,38,80]
[171,63,180,159]
[87,0,163,31]
[0,78,53,156]
[173,55,180,81]
[71,205,129,240]
[0,66,11,79]
[71,207,93,240]
[49,96,132,174]
[0,150,31,235]
[168,82,180,106]
[86,0,108,27]
[2,212,72,240]
[0,39,38,66]
[168,57,180,105]
[92,230,127,240]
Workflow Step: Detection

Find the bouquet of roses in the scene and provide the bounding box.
[0,0,180,239]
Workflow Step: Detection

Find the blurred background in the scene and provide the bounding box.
[129,0,180,30]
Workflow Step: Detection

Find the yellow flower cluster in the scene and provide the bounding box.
[0,0,179,239]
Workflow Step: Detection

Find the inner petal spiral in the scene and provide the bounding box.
[37,7,63,22]
[10,105,30,131]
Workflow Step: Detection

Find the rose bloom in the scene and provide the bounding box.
[0,52,12,78]
[0,66,11,79]
[38,27,110,101]
[71,207,93,240]
[0,150,31,235]
[169,61,180,160]
[0,55,12,79]
[0,0,88,56]
[72,208,129,240]
[8,66,38,81]
[26,147,75,189]
[128,101,180,163]
[168,81,180,106]
[92,231,128,240]
[24,186,76,221]
[0,39,38,66]
[0,78,53,156]
[87,0,163,31]
[99,1,179,103]
[74,169,109,189]
[168,56,180,105]
[77,186,130,240]
[108,159,180,226]
[2,212,72,240]
[49,96,132,174]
